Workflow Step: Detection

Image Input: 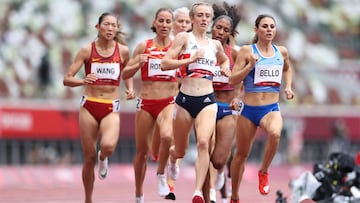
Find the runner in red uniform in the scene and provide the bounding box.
[122,8,177,203]
[63,13,134,203]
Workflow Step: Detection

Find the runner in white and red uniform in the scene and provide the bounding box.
[161,3,231,203]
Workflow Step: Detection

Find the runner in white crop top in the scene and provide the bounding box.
[161,3,231,202]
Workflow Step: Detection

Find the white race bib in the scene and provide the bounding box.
[148,58,176,77]
[91,63,120,80]
[212,65,229,83]
[188,57,216,75]
[254,64,282,86]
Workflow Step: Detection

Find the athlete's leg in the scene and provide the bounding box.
[169,104,193,163]
[156,104,175,196]
[259,111,283,172]
[230,115,257,200]
[79,107,99,203]
[193,104,217,193]
[211,115,236,170]
[156,104,175,175]
[150,125,160,162]
[98,112,120,159]
[134,110,155,198]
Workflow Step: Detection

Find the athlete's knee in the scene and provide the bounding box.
[234,150,249,162]
[211,160,223,170]
[100,141,119,156]
[160,133,173,146]
[135,150,149,162]
[174,149,186,159]
[83,153,96,166]
[196,138,210,152]
[267,130,281,140]
[211,157,227,170]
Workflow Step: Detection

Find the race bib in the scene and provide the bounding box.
[136,97,142,111]
[254,64,282,86]
[91,62,120,80]
[112,99,120,112]
[212,65,229,83]
[188,57,216,75]
[148,58,176,77]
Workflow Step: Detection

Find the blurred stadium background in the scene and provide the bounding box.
[0,0,359,168]
[0,0,359,202]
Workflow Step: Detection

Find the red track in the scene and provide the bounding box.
[0,163,311,203]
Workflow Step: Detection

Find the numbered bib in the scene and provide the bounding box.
[212,65,229,83]
[148,58,176,77]
[91,62,120,80]
[112,99,120,112]
[188,57,216,75]
[254,64,282,86]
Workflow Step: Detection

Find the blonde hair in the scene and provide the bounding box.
[173,7,189,20]
[189,2,213,18]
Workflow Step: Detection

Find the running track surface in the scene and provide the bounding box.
[0,163,311,203]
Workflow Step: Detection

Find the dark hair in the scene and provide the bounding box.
[252,14,275,43]
[212,2,241,38]
[150,8,173,33]
[98,12,127,45]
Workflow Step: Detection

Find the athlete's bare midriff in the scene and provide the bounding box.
[214,90,235,103]
[83,85,120,99]
[179,77,214,96]
[243,92,279,106]
[140,80,178,99]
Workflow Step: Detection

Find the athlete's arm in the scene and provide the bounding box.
[122,41,146,80]
[214,39,230,77]
[229,45,257,86]
[119,43,135,100]
[279,46,294,100]
[161,32,194,70]
[230,82,244,110]
[63,44,91,87]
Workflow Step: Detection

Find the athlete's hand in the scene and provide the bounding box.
[247,54,258,69]
[190,49,205,63]
[284,88,294,100]
[84,73,97,84]
[230,98,240,110]
[125,89,135,100]
[220,66,231,78]
[138,54,148,66]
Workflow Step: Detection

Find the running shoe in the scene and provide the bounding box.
[151,154,159,162]
[226,178,232,197]
[165,184,176,200]
[215,171,225,190]
[97,150,108,180]
[164,192,176,200]
[167,162,179,180]
[192,194,205,203]
[135,195,144,203]
[157,173,170,196]
[258,170,270,195]
[210,188,216,203]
